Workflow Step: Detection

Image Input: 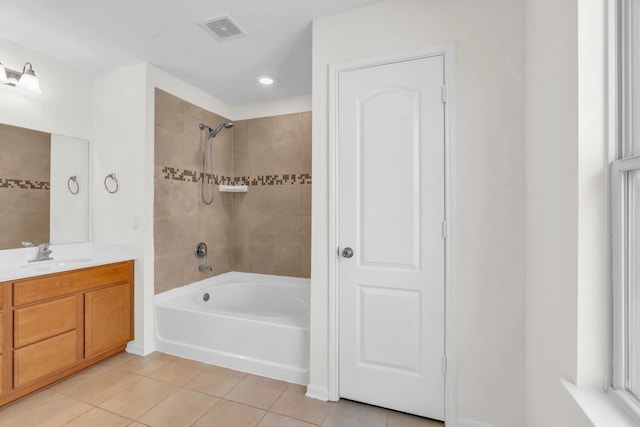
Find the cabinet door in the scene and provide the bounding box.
[85,283,132,358]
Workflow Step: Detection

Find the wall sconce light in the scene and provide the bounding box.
[0,61,41,94]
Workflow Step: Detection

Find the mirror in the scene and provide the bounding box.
[0,123,89,250]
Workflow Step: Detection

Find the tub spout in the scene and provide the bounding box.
[198,264,213,272]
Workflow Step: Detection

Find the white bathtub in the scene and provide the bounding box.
[154,272,310,384]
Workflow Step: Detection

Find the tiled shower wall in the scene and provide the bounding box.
[231,114,312,277]
[154,89,311,294]
[154,89,233,294]
[0,124,50,250]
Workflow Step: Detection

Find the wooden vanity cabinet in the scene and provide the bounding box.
[0,260,133,406]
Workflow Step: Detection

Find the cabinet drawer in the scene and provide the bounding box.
[13,262,130,306]
[14,330,77,388]
[14,296,78,348]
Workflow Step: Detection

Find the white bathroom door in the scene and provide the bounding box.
[337,54,446,420]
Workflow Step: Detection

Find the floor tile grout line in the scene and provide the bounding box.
[130,384,183,424]
[188,396,223,427]
[55,396,93,427]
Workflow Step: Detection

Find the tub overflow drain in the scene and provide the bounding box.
[203,293,210,302]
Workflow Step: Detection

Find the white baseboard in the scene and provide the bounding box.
[305,383,329,401]
[125,342,149,356]
[458,419,496,427]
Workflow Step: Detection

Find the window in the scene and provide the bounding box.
[611,0,640,421]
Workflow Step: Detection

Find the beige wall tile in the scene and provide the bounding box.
[248,212,277,246]
[302,111,312,144]
[234,120,250,148]
[233,144,250,177]
[0,188,49,216]
[274,113,304,145]
[249,245,277,275]
[273,215,302,246]
[273,245,303,277]
[250,117,275,147]
[1,212,49,250]
[154,170,200,218]
[201,189,233,217]
[200,214,231,246]
[0,123,50,181]
[154,215,192,256]
[301,216,311,247]
[233,244,251,272]
[155,252,186,294]
[301,143,311,174]
[301,185,311,216]
[155,89,186,133]
[300,246,311,278]
[155,126,182,167]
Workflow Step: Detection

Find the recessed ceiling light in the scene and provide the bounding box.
[257,75,275,86]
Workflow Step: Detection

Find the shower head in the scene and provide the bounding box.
[199,122,234,138]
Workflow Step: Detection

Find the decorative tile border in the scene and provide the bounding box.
[161,167,233,185]
[161,167,311,186]
[0,178,50,190]
[233,173,311,186]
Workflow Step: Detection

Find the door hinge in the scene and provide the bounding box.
[441,220,448,239]
[442,355,447,376]
[441,85,447,103]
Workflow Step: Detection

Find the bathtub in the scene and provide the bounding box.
[154,272,310,384]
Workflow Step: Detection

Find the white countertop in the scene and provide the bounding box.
[0,242,135,282]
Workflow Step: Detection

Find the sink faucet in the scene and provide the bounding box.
[29,243,53,262]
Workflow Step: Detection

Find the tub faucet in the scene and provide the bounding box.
[198,264,213,272]
[29,243,53,262]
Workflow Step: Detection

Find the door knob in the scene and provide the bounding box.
[341,247,354,258]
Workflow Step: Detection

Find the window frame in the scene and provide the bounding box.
[609,0,640,422]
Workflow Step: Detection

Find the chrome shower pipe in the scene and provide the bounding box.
[199,122,234,205]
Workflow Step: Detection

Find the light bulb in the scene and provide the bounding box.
[16,62,41,93]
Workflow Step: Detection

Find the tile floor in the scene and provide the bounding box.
[0,352,444,427]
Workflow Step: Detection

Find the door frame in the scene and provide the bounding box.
[327,43,457,426]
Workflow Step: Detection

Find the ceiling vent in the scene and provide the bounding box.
[199,15,247,41]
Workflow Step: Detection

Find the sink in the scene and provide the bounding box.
[19,258,94,269]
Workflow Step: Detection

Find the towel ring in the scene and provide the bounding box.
[67,175,79,195]
[104,173,118,194]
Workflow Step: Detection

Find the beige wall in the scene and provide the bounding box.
[0,123,50,249]
[154,89,233,294]
[232,113,312,277]
[312,1,526,426]
[154,89,312,294]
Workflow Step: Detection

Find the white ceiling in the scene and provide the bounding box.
[0,0,383,105]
